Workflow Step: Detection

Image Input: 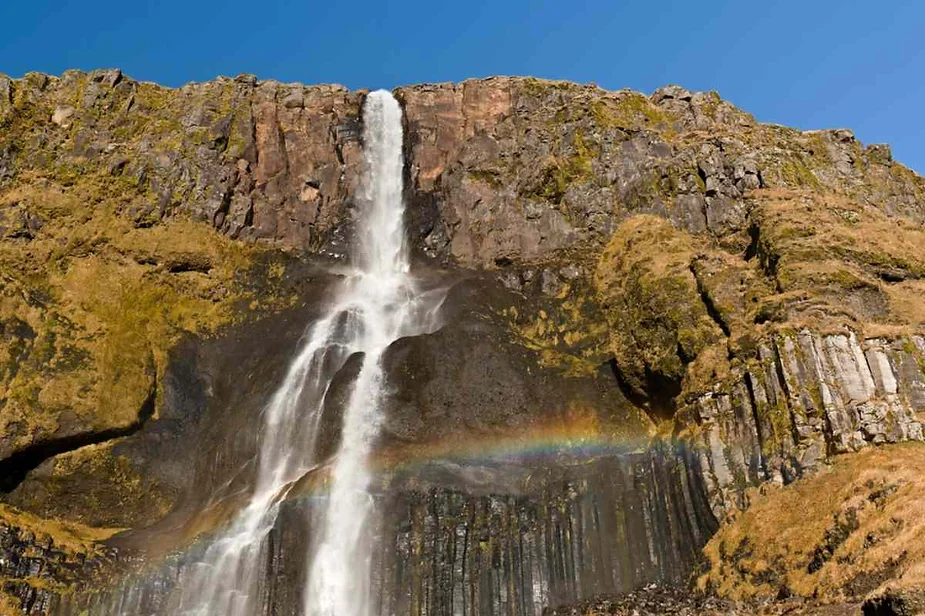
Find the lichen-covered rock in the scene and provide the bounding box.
[396,79,924,267]
[594,216,725,416]
[684,332,925,515]
[0,505,114,614]
[0,70,365,250]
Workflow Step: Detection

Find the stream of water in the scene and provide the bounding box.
[151,89,441,616]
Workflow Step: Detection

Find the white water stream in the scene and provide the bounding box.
[163,90,441,616]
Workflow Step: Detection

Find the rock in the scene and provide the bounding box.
[0,512,114,613]
[651,84,693,103]
[378,279,648,445]
[281,90,304,109]
[685,331,925,515]
[89,68,122,88]
[867,143,892,164]
[0,75,12,121]
[1,72,922,262]
[833,128,856,143]
[51,105,75,126]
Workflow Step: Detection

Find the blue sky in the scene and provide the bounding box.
[1,0,923,172]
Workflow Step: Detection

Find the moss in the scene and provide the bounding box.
[501,268,612,376]
[467,169,503,188]
[804,132,832,167]
[527,130,599,203]
[778,158,823,190]
[696,91,723,120]
[0,504,117,553]
[594,216,726,407]
[621,167,683,214]
[0,171,275,511]
[519,77,579,98]
[748,189,925,330]
[591,92,676,134]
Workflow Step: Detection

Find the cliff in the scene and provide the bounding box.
[0,69,924,613]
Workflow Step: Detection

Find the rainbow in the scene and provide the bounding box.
[292,411,654,500]
[113,412,655,563]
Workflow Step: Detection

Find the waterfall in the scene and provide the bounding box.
[58,91,717,616]
[98,90,441,616]
[304,90,439,615]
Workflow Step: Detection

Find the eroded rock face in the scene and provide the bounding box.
[4,72,922,265]
[0,70,365,251]
[686,332,925,515]
[395,79,924,267]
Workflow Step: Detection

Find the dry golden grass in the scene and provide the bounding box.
[699,442,925,603]
[0,176,264,455]
[885,280,925,327]
[0,594,20,616]
[750,190,925,331]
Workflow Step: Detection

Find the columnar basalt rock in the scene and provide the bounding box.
[0,512,114,615]
[683,332,925,515]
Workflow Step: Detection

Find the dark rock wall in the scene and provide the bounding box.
[0,520,112,615]
[61,450,715,616]
[372,452,716,616]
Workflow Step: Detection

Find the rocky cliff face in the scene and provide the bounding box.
[1,69,924,613]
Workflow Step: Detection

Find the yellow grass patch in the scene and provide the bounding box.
[700,442,925,603]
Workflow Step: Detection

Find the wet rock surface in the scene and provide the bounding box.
[371,452,716,616]
[67,449,716,616]
[376,278,651,447]
[0,514,113,615]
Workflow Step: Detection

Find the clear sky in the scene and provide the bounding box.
[1,0,923,172]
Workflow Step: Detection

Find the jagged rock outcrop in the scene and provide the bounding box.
[396,80,923,267]
[587,190,925,515]
[685,332,925,515]
[0,69,364,249]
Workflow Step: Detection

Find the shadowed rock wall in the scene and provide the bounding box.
[57,450,716,616]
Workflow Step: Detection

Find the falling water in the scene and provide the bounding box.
[98,90,442,616]
[304,90,439,615]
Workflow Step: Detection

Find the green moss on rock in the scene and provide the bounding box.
[594,215,726,413]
